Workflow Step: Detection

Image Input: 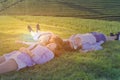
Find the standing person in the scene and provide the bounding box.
[0,35,64,74]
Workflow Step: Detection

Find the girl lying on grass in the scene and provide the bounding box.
[23,24,119,52]
[27,24,54,46]
[63,32,119,53]
[16,24,58,46]
[17,24,63,47]
[0,35,64,74]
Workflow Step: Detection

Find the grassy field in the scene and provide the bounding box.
[0,0,120,21]
[0,16,120,80]
[0,0,120,80]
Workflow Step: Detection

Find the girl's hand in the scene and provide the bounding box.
[19,47,34,57]
[19,47,28,53]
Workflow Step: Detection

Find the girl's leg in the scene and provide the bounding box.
[36,24,40,32]
[0,56,5,64]
[27,25,33,32]
[28,25,41,41]
[0,59,18,74]
[31,31,37,37]
[30,30,40,41]
[27,25,38,38]
[106,36,117,41]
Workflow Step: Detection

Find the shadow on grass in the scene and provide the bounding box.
[57,1,120,21]
[57,1,104,15]
[79,61,120,80]
[0,0,24,13]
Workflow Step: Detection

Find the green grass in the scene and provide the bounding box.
[0,0,120,21]
[0,16,120,80]
[0,0,120,80]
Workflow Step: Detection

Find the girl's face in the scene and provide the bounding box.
[74,37,81,47]
[46,43,57,51]
[70,37,81,49]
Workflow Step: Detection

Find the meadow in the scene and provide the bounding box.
[0,16,120,80]
[0,0,120,80]
[0,0,120,21]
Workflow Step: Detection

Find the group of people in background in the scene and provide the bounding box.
[0,24,119,74]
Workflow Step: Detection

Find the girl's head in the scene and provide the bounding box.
[63,39,74,51]
[47,35,64,57]
[46,43,57,52]
[63,37,82,51]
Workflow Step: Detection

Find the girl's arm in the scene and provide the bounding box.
[79,41,104,53]
[19,47,35,57]
[15,40,37,45]
[26,49,34,57]
[27,43,38,50]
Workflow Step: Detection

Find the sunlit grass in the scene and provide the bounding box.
[0,16,120,80]
[14,16,120,36]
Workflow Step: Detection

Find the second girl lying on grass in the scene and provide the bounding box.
[63,32,119,52]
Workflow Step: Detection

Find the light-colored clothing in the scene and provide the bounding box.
[30,31,53,45]
[81,41,104,53]
[4,45,54,70]
[31,31,53,41]
[69,33,104,52]
[4,51,28,70]
[69,33,96,49]
[91,32,106,42]
[31,45,54,64]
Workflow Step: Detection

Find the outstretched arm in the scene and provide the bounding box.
[79,41,104,53]
[19,47,35,57]
[15,40,37,45]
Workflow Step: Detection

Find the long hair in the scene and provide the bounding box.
[63,40,75,51]
[48,34,64,57]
